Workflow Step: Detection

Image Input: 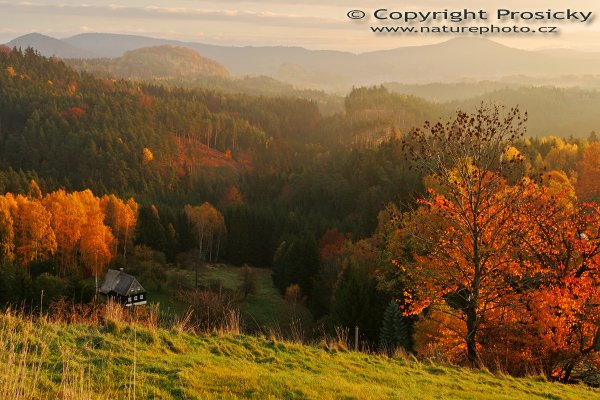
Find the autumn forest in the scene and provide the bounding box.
[1,45,600,391]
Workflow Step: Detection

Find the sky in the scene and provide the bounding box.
[1,0,600,52]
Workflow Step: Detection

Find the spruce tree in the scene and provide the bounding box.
[378,299,414,355]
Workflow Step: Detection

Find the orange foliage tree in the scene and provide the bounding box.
[576,142,600,203]
[518,188,600,381]
[43,189,87,274]
[13,194,57,266]
[398,105,530,365]
[75,190,116,291]
[0,183,130,292]
[319,228,347,262]
[0,194,17,263]
[100,194,138,260]
[184,202,226,264]
[392,106,600,380]
[219,185,244,208]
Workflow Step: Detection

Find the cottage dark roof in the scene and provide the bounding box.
[99,269,146,296]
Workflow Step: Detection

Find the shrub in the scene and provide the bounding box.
[176,288,239,332]
[239,265,257,299]
[33,273,66,309]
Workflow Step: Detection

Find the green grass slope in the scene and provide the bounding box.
[196,264,313,330]
[150,264,313,331]
[2,311,599,399]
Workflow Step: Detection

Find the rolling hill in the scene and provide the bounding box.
[7,33,600,90]
[68,45,230,80]
[6,32,93,58]
[2,309,599,399]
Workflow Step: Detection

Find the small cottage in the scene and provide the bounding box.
[99,269,147,306]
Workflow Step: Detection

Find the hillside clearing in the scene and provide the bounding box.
[167,264,314,331]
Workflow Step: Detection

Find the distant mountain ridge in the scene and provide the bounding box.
[6,33,95,59]
[6,33,600,90]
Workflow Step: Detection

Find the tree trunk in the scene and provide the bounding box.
[123,223,129,262]
[198,228,204,263]
[466,306,479,366]
[561,361,574,383]
[208,233,213,262]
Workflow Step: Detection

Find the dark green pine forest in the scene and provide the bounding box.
[0,48,430,265]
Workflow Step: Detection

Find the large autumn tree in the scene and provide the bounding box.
[100,194,138,260]
[518,186,600,381]
[74,190,116,292]
[398,105,530,365]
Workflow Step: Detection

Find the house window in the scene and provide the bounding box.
[134,296,138,301]
[140,294,144,299]
[128,297,132,302]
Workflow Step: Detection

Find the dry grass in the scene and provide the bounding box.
[0,303,599,399]
[0,307,129,400]
[0,316,45,400]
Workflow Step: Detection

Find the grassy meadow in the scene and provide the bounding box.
[1,307,599,400]
[148,264,313,333]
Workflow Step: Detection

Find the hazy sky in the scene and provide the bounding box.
[1,0,600,52]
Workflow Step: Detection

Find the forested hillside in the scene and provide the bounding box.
[1,47,600,390]
[0,48,319,198]
[452,86,600,137]
[65,46,345,116]
[68,45,230,80]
